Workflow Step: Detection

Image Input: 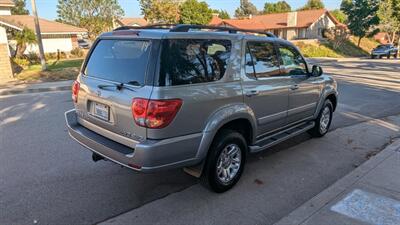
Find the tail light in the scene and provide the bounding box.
[132,98,182,129]
[72,80,80,103]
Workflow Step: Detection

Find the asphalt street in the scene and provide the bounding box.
[1,59,399,224]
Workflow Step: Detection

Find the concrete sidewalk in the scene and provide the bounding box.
[99,115,400,225]
[275,139,400,225]
[0,80,72,96]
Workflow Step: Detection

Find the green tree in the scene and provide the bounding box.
[235,0,258,18]
[138,0,180,24]
[57,0,124,39]
[11,0,29,15]
[341,0,380,46]
[179,0,212,24]
[13,27,37,58]
[264,1,291,14]
[390,0,400,46]
[330,9,347,23]
[299,0,325,10]
[377,0,399,44]
[212,9,230,19]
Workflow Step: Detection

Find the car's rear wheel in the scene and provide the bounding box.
[387,53,391,59]
[308,100,333,137]
[394,53,398,59]
[371,55,375,59]
[201,130,247,193]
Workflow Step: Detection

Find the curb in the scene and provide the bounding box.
[0,85,71,96]
[273,138,400,225]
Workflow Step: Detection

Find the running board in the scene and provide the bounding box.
[249,121,315,153]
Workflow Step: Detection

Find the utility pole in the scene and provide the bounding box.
[31,0,46,71]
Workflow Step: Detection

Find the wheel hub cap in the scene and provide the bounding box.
[320,106,331,133]
[216,144,241,184]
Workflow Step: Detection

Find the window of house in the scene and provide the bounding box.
[159,39,231,86]
[245,41,280,78]
[278,45,308,75]
[318,28,323,37]
[298,28,306,39]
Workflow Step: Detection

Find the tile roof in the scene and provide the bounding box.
[209,15,223,26]
[0,15,87,34]
[214,9,343,31]
[0,0,14,7]
[118,18,148,26]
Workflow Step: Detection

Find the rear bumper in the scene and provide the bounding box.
[65,109,202,172]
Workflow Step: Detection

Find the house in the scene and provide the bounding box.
[374,32,390,44]
[214,9,343,40]
[114,17,148,27]
[0,0,87,81]
[0,15,87,54]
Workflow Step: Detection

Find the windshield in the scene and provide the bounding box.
[376,45,389,50]
[84,39,152,85]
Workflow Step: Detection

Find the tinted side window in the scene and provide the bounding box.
[278,45,308,75]
[246,41,280,78]
[159,39,231,86]
[85,40,151,85]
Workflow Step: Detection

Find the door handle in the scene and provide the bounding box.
[245,90,259,97]
[290,84,299,90]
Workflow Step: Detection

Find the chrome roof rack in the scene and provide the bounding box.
[113,24,276,38]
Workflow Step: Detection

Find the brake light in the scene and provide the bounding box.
[72,80,80,103]
[132,98,182,129]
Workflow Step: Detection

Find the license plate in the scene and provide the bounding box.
[94,102,110,121]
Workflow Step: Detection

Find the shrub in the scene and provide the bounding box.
[70,47,84,58]
[12,57,30,67]
[45,52,58,60]
[27,51,40,64]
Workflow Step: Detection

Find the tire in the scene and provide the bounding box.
[387,53,391,59]
[394,54,398,59]
[308,100,333,138]
[379,55,383,59]
[371,55,375,59]
[201,129,247,193]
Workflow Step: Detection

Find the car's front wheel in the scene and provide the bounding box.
[201,130,247,193]
[308,100,333,137]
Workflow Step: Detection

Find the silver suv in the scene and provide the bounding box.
[65,25,338,193]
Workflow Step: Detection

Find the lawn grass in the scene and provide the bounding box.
[294,37,379,58]
[16,59,83,82]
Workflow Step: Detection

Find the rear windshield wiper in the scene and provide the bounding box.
[98,80,141,92]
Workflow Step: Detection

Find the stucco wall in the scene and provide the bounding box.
[0,26,13,81]
[0,7,11,15]
[306,14,336,39]
[9,37,74,54]
[286,29,297,40]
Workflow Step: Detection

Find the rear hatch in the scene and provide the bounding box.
[75,38,157,147]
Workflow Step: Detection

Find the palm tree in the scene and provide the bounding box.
[13,27,37,58]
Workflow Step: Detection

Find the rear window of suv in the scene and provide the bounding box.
[84,39,152,85]
[159,39,232,86]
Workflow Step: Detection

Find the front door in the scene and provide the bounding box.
[242,40,291,136]
[277,44,322,124]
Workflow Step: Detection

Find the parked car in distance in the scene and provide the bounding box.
[65,24,338,193]
[77,39,90,49]
[371,44,398,59]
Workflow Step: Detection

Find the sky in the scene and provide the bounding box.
[26,0,342,20]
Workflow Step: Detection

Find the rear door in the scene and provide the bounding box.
[242,40,290,136]
[277,44,322,124]
[75,38,156,146]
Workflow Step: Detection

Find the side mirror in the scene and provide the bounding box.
[311,65,323,77]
